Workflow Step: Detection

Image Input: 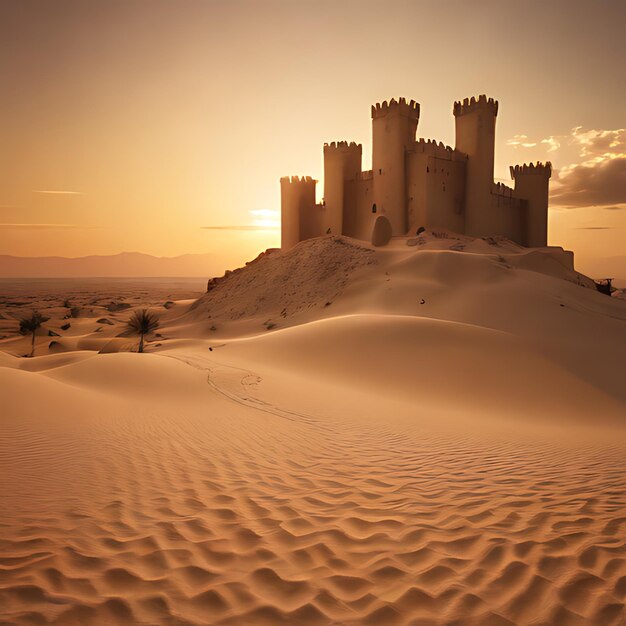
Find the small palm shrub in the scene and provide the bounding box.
[19,311,50,357]
[127,309,159,353]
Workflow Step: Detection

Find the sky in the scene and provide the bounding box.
[0,0,624,276]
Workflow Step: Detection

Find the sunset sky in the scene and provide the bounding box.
[1,0,624,276]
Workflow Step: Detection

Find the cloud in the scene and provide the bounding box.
[602,206,624,211]
[32,190,83,195]
[575,226,613,230]
[540,136,561,152]
[507,134,560,152]
[507,134,537,148]
[571,127,625,158]
[0,223,97,230]
[547,126,626,208]
[508,127,625,159]
[201,225,279,231]
[551,156,626,207]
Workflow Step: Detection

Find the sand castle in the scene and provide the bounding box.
[281,96,552,249]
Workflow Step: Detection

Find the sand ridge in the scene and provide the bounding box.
[1,233,625,625]
[1,349,625,625]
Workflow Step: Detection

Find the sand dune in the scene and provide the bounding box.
[213,313,625,426]
[1,233,625,625]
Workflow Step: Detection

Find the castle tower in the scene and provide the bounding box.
[280,176,317,249]
[454,95,498,237]
[510,162,552,247]
[323,141,362,235]
[372,98,420,235]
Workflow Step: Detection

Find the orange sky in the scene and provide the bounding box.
[1,0,624,277]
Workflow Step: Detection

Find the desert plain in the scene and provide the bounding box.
[1,232,625,626]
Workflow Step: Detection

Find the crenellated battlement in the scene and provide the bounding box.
[280,175,316,185]
[509,162,552,179]
[411,138,466,160]
[453,94,498,117]
[417,138,455,152]
[492,182,515,198]
[371,97,420,120]
[323,141,362,154]
[279,94,550,250]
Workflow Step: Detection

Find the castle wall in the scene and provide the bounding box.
[372,98,420,235]
[406,141,466,235]
[323,142,362,236]
[406,153,428,232]
[280,176,318,249]
[511,163,551,247]
[280,96,550,251]
[301,203,326,241]
[345,172,375,241]
[489,183,525,243]
[454,96,498,238]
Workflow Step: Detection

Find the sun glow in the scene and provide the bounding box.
[249,209,280,229]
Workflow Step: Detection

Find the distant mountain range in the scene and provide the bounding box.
[2,250,623,285]
[0,252,225,278]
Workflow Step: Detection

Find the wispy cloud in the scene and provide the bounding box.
[32,190,83,195]
[571,127,625,158]
[0,223,97,230]
[507,133,561,152]
[540,136,561,152]
[507,134,537,148]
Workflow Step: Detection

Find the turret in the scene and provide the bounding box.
[372,98,420,235]
[510,162,552,247]
[454,95,498,237]
[280,176,317,249]
[323,141,362,235]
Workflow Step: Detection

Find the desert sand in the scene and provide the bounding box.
[1,232,625,626]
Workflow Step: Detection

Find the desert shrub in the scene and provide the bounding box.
[127,309,160,353]
[19,311,49,357]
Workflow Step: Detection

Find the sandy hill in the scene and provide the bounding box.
[187,236,377,330]
[181,231,597,335]
[175,231,624,419]
[1,231,625,626]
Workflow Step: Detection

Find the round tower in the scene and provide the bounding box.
[372,98,420,235]
[280,176,317,250]
[510,162,552,247]
[323,141,362,236]
[454,95,498,237]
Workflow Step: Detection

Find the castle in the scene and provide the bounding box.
[280,96,552,249]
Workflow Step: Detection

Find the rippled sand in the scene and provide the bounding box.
[1,234,625,625]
